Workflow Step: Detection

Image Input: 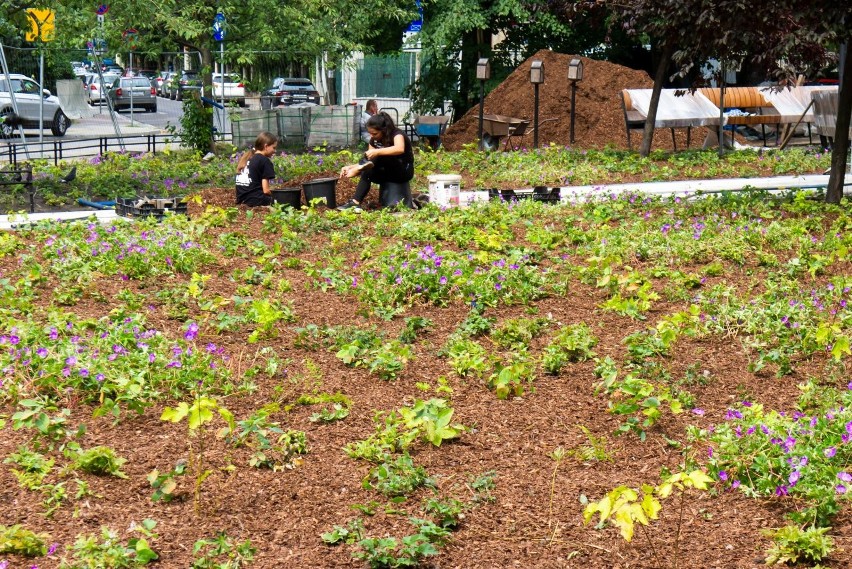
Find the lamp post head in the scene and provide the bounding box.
[530,60,544,84]
[568,58,584,81]
[476,58,491,81]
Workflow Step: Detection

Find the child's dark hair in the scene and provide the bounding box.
[365,112,397,143]
[236,131,279,172]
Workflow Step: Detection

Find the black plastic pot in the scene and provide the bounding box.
[379,182,413,209]
[271,187,302,208]
[302,177,338,208]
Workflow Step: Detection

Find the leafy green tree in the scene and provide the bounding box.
[408,0,617,115]
[609,0,850,202]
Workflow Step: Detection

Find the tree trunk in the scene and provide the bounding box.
[639,42,674,157]
[200,46,216,154]
[826,42,851,204]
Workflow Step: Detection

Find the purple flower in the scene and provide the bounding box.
[837,484,847,494]
[691,408,705,416]
[718,470,728,481]
[775,485,789,496]
[96,374,105,382]
[185,322,199,341]
[838,472,852,483]
[48,543,58,555]
[36,347,48,358]
[788,471,800,485]
[825,447,837,458]
[731,480,740,489]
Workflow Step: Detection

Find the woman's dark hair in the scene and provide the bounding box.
[365,112,396,142]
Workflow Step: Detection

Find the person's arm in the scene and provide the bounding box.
[366,134,405,160]
[261,157,275,195]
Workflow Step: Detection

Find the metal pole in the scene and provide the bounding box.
[38,48,44,144]
[477,79,484,150]
[220,41,225,138]
[570,80,577,144]
[533,83,540,149]
[129,51,134,126]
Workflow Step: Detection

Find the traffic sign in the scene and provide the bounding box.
[25,9,55,42]
[122,28,139,49]
[212,12,226,41]
[96,4,109,15]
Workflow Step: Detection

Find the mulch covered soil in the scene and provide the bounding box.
[2,201,851,569]
[442,49,708,152]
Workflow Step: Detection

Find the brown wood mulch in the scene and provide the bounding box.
[2,196,850,569]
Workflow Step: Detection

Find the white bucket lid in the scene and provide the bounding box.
[427,174,462,182]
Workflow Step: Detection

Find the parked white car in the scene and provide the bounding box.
[85,72,120,105]
[0,73,70,137]
[212,73,246,107]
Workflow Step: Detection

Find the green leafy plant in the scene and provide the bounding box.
[364,454,434,497]
[491,316,550,348]
[0,524,48,556]
[469,470,497,504]
[541,323,599,374]
[446,337,489,378]
[174,94,213,153]
[321,519,365,545]
[74,446,128,478]
[423,497,466,529]
[147,459,188,503]
[161,395,232,508]
[763,524,834,566]
[60,520,158,568]
[190,532,256,569]
[352,517,450,568]
[399,316,433,344]
[398,398,465,447]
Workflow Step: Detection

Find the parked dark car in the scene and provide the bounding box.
[107,76,157,113]
[170,71,202,101]
[265,77,320,106]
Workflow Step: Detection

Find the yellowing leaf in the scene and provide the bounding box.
[613,509,635,542]
[597,495,613,521]
[641,487,661,520]
[831,335,850,361]
[687,470,713,490]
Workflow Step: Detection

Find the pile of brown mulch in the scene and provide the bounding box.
[442,49,706,151]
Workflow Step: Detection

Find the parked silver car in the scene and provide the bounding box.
[107,76,157,113]
[85,72,120,105]
[0,73,70,137]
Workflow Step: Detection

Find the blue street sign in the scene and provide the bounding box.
[405,0,423,33]
[212,12,226,41]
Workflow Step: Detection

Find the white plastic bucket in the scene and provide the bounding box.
[428,174,462,207]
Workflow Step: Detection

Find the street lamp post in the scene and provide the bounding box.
[476,58,490,151]
[567,58,584,144]
[530,60,544,149]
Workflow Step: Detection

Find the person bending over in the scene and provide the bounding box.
[235,131,279,207]
[338,112,414,212]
